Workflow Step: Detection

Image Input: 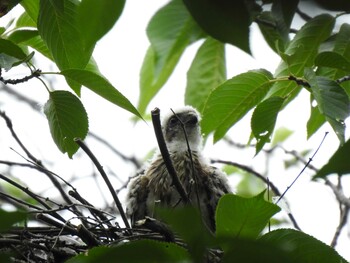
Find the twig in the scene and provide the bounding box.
[211,159,281,196]
[0,84,42,111]
[296,7,312,21]
[0,173,67,224]
[210,159,301,230]
[0,68,41,85]
[336,75,350,84]
[88,132,141,169]
[330,206,349,248]
[151,108,190,204]
[276,132,328,204]
[324,178,350,207]
[74,138,131,229]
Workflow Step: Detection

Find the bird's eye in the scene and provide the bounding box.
[168,116,178,126]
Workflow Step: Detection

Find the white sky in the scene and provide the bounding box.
[1,0,350,260]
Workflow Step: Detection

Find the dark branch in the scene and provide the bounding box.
[74,138,131,229]
[151,108,190,204]
[0,68,41,85]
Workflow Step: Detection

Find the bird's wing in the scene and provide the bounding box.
[126,171,150,226]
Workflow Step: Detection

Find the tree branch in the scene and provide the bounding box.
[151,108,190,204]
[74,138,131,229]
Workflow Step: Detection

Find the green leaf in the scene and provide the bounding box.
[310,24,350,139]
[78,0,125,51]
[315,139,350,178]
[138,0,204,115]
[315,51,350,71]
[16,11,37,27]
[271,0,298,41]
[305,69,350,143]
[307,96,326,139]
[201,69,274,142]
[183,0,251,53]
[0,39,27,59]
[66,240,190,263]
[19,34,53,60]
[20,0,39,24]
[158,206,214,262]
[216,193,280,240]
[260,229,347,263]
[7,29,38,43]
[185,37,226,112]
[251,96,285,154]
[268,14,335,98]
[61,69,141,118]
[0,209,26,232]
[257,11,287,53]
[44,90,89,158]
[271,127,293,146]
[220,237,293,263]
[37,0,91,70]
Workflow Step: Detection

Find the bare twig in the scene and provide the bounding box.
[88,132,141,169]
[0,68,41,85]
[74,138,131,229]
[336,75,350,84]
[276,132,328,204]
[151,108,190,204]
[210,159,301,230]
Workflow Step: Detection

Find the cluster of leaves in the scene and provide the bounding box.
[0,0,141,158]
[1,193,346,262]
[140,0,350,153]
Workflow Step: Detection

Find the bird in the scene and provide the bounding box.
[126,106,231,232]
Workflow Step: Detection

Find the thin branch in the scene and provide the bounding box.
[151,108,190,204]
[0,68,41,85]
[276,132,328,204]
[296,7,312,21]
[74,138,131,230]
[336,75,350,84]
[210,159,301,231]
[324,178,350,208]
[88,132,141,169]
[0,84,42,111]
[330,206,349,248]
[211,159,281,196]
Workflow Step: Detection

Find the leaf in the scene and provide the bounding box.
[16,11,36,27]
[201,69,274,142]
[44,90,89,158]
[257,11,287,53]
[138,0,204,115]
[185,37,226,112]
[183,0,251,53]
[7,29,38,43]
[77,0,125,51]
[315,139,350,178]
[271,127,293,146]
[271,0,298,41]
[0,39,27,59]
[37,0,91,70]
[315,51,350,71]
[307,96,326,139]
[20,0,39,24]
[216,192,280,240]
[268,14,335,98]
[66,240,190,263]
[260,229,347,263]
[251,96,285,154]
[0,209,26,232]
[158,206,214,262]
[220,237,293,263]
[305,69,350,143]
[61,69,141,118]
[310,24,350,138]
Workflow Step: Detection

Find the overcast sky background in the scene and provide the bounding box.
[0,0,349,260]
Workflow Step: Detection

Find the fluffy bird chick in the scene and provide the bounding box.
[126,106,231,232]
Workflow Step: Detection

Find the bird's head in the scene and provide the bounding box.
[162,106,202,152]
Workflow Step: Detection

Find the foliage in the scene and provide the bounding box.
[1,0,350,262]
